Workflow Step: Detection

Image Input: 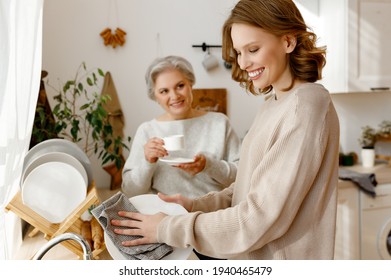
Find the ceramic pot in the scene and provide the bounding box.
[361,148,375,168]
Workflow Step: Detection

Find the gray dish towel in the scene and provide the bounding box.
[338,168,377,197]
[91,192,173,260]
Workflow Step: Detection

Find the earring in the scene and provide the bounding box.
[100,27,127,49]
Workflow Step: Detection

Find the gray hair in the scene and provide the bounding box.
[145,56,196,100]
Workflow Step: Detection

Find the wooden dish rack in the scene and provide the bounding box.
[5,181,106,259]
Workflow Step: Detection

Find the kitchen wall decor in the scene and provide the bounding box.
[100,27,126,48]
[100,0,126,49]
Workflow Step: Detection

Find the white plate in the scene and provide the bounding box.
[22,161,87,224]
[105,194,193,260]
[22,139,93,187]
[159,157,195,166]
[21,151,88,188]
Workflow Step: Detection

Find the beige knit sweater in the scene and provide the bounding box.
[157,83,340,260]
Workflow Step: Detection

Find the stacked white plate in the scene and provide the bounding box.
[21,139,91,224]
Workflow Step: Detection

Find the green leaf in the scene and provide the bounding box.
[79,104,89,110]
[103,139,112,149]
[53,94,62,102]
[98,68,105,77]
[115,158,122,170]
[92,130,99,140]
[87,77,93,86]
[70,119,80,140]
[103,124,113,136]
[63,80,75,92]
[97,104,107,117]
[38,110,46,126]
[102,157,111,165]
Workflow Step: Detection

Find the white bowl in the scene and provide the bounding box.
[22,161,87,224]
[21,151,88,188]
[22,139,93,187]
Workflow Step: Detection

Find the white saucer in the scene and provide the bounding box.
[104,194,193,260]
[159,157,195,166]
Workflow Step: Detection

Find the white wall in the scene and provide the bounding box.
[331,92,391,156]
[42,0,264,187]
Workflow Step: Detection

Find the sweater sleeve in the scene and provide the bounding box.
[121,124,157,197]
[191,184,234,212]
[201,117,240,187]
[157,92,336,258]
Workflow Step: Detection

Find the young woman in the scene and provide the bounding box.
[113,0,340,260]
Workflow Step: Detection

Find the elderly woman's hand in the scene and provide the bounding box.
[144,137,168,163]
[175,154,206,176]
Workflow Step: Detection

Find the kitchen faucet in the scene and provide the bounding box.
[33,232,92,260]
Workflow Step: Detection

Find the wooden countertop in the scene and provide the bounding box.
[95,187,119,202]
[340,163,391,185]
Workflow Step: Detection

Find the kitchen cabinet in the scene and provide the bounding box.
[336,164,391,259]
[334,180,361,259]
[320,0,391,93]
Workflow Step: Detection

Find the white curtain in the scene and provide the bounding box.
[0,0,44,260]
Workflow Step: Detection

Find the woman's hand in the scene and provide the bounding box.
[175,154,206,176]
[111,193,193,246]
[158,192,193,212]
[111,211,167,246]
[144,137,167,163]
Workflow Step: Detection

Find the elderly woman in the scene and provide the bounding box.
[122,55,240,200]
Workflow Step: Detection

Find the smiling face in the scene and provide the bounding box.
[154,69,194,120]
[231,23,295,94]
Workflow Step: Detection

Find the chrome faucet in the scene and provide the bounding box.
[33,232,92,260]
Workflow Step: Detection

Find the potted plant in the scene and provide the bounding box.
[377,120,391,140]
[42,62,130,171]
[358,125,377,167]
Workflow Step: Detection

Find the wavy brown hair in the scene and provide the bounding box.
[222,0,326,95]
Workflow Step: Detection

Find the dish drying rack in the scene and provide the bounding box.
[5,181,106,259]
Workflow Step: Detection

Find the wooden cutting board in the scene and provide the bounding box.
[192,88,227,115]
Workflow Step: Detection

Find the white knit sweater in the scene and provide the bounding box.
[158,83,340,259]
[122,112,240,199]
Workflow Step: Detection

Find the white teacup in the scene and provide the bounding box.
[163,135,185,151]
